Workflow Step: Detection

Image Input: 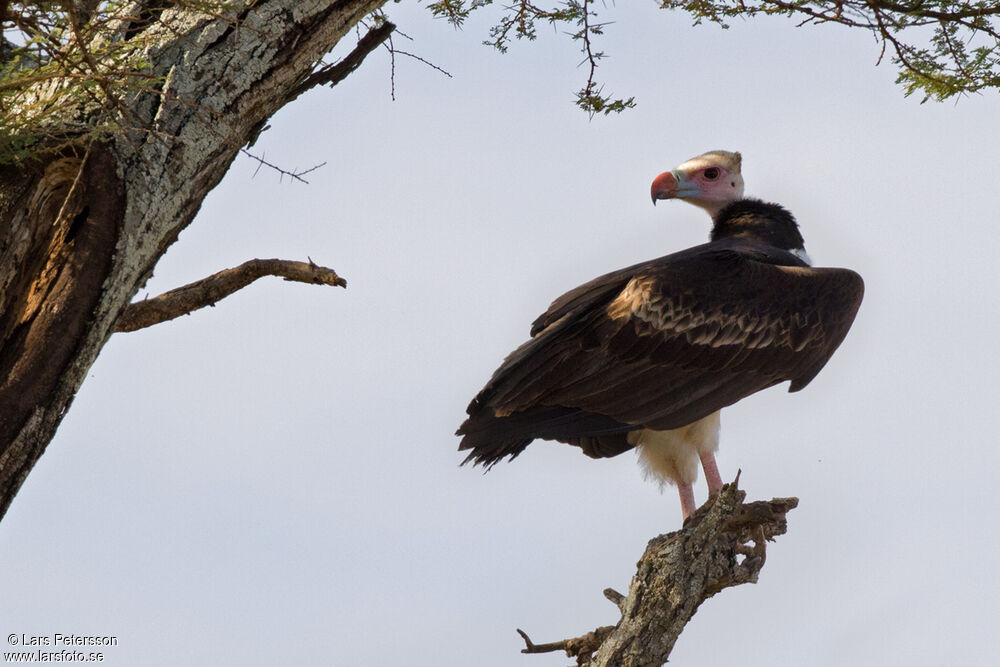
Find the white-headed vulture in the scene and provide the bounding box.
[457,151,864,520]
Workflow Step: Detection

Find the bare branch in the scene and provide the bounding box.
[239,148,326,183]
[115,259,347,333]
[517,626,615,663]
[289,19,396,99]
[388,48,454,78]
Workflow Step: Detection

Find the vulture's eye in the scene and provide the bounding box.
[703,167,720,180]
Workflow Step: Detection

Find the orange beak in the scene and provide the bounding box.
[651,171,678,204]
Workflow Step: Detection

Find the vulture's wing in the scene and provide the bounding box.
[458,240,863,464]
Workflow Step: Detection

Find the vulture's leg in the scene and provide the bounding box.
[678,481,697,520]
[700,451,723,494]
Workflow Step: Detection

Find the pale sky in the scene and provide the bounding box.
[2,3,999,666]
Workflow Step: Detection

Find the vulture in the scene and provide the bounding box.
[457,150,864,520]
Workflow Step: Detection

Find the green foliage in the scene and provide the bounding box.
[4,0,996,160]
[0,1,233,164]
[427,0,494,26]
[427,0,1000,106]
[895,13,1000,100]
[658,0,1000,102]
[427,0,636,116]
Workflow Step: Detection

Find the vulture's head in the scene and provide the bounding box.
[651,150,744,218]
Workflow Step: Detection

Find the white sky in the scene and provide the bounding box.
[3,3,999,665]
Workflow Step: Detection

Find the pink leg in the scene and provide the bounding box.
[700,451,723,494]
[678,481,697,520]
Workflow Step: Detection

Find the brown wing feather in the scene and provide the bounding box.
[484,250,863,428]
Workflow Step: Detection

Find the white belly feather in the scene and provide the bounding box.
[627,411,721,486]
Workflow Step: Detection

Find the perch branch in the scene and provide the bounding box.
[519,477,798,666]
[115,258,346,333]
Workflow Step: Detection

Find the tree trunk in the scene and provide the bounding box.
[0,0,389,520]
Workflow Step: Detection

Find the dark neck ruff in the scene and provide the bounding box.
[710,198,806,252]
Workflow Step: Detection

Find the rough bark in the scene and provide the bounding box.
[518,479,798,666]
[0,0,390,520]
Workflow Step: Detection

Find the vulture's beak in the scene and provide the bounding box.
[651,171,676,204]
[651,169,699,205]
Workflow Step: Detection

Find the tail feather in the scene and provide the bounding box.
[457,405,634,467]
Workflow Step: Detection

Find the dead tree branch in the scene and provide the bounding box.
[518,626,615,662]
[115,259,346,333]
[239,148,327,183]
[518,477,798,666]
[289,19,395,100]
